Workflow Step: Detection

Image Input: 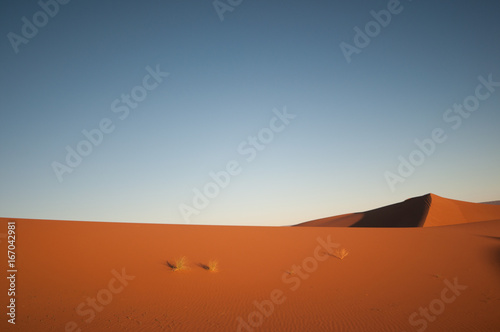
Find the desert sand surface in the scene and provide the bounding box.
[1,194,500,331]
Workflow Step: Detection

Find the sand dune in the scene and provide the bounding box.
[482,200,500,206]
[297,193,500,227]
[1,194,500,331]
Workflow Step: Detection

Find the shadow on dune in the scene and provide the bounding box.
[296,194,431,227]
[472,235,500,279]
[350,195,431,227]
[478,235,500,241]
[491,246,500,281]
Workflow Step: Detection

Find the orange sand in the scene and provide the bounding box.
[1,194,500,331]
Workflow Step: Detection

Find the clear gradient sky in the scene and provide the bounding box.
[1,0,499,226]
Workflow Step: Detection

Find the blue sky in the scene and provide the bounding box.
[1,0,499,226]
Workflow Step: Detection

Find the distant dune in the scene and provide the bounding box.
[483,200,500,205]
[296,193,500,227]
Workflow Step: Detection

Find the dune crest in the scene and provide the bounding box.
[297,193,500,227]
